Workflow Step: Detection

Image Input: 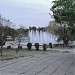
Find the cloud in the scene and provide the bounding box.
[0,0,53,28]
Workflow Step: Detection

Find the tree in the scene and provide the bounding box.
[0,34,6,56]
[16,26,29,53]
[46,21,59,34]
[50,0,75,45]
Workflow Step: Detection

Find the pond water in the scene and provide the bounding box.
[13,30,63,45]
[29,30,58,44]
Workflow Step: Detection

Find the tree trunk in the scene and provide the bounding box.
[63,37,69,46]
[0,46,3,56]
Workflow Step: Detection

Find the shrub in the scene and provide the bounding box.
[27,43,32,50]
[35,43,39,51]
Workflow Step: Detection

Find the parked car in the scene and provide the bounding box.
[68,41,75,48]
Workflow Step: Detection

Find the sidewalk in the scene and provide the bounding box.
[0,48,74,75]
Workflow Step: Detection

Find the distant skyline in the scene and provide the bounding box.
[0,0,54,28]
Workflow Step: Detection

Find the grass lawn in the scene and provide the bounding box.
[0,48,46,61]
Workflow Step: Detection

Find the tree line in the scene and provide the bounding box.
[0,14,47,40]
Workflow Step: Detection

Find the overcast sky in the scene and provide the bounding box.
[0,0,54,28]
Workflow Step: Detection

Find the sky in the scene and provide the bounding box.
[0,0,54,28]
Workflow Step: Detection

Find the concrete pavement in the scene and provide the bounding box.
[0,49,75,75]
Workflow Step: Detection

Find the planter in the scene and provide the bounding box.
[43,44,47,51]
[7,45,11,49]
[35,43,39,51]
[49,43,52,49]
[27,43,32,50]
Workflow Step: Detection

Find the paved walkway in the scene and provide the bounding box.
[0,49,75,75]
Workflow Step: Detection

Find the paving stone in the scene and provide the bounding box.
[0,50,74,75]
